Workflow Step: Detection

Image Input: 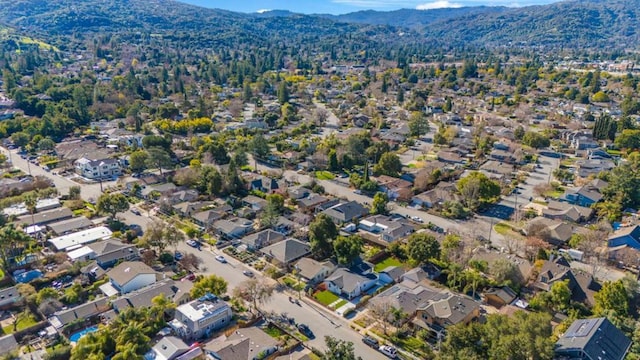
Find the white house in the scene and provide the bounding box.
[324,268,378,300]
[169,294,233,340]
[106,261,156,294]
[75,157,122,180]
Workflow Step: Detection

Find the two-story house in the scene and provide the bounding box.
[75,157,122,180]
[169,294,233,340]
[106,261,157,295]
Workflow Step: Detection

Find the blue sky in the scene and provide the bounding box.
[181,0,561,14]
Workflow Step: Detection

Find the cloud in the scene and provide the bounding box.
[331,0,417,8]
[416,0,463,9]
[256,9,272,13]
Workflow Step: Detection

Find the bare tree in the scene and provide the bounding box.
[524,236,551,261]
[179,253,202,272]
[575,224,610,276]
[233,279,275,315]
[368,299,395,335]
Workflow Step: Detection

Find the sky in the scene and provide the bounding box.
[180,0,561,14]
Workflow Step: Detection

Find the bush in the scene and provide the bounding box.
[158,252,174,264]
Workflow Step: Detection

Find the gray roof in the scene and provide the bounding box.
[50,297,110,327]
[294,257,336,280]
[370,282,439,315]
[0,334,18,356]
[205,337,251,360]
[297,194,329,208]
[555,317,631,360]
[150,336,191,360]
[241,229,285,249]
[47,216,93,235]
[379,265,406,282]
[325,268,377,294]
[107,261,156,287]
[112,279,192,311]
[484,286,517,304]
[261,238,311,264]
[16,207,73,226]
[88,240,138,266]
[419,292,480,326]
[321,201,369,223]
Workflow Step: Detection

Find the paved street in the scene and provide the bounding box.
[1,146,115,201]
[172,240,388,360]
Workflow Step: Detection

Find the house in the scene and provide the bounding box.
[378,266,406,284]
[471,249,532,286]
[533,256,600,306]
[140,183,178,201]
[527,217,574,246]
[324,268,378,300]
[287,186,310,200]
[563,179,608,207]
[48,297,110,329]
[242,195,268,211]
[608,225,640,249]
[369,281,441,321]
[191,210,224,230]
[0,286,21,309]
[145,336,202,360]
[16,207,73,227]
[0,334,18,356]
[321,201,369,224]
[261,238,311,268]
[483,286,517,309]
[402,264,442,284]
[376,175,413,201]
[75,157,122,180]
[437,151,466,165]
[240,229,285,251]
[113,279,192,312]
[169,294,233,340]
[162,190,199,206]
[412,182,460,208]
[213,218,253,240]
[541,200,593,223]
[479,160,515,181]
[575,159,615,178]
[554,317,631,360]
[47,216,93,236]
[48,226,113,251]
[247,176,282,194]
[88,240,140,268]
[358,215,415,243]
[272,216,295,235]
[412,292,480,336]
[106,261,157,295]
[204,326,279,360]
[173,201,216,218]
[294,257,337,284]
[489,149,518,164]
[297,194,330,213]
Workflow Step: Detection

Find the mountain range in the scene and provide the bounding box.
[0,0,638,50]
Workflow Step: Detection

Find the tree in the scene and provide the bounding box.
[615,129,640,150]
[368,300,396,335]
[141,220,184,254]
[36,287,59,306]
[594,280,629,317]
[457,171,501,210]
[489,258,521,285]
[260,194,284,228]
[333,235,363,266]
[233,278,275,314]
[190,275,228,298]
[0,224,32,268]
[373,152,402,177]
[277,81,289,105]
[328,150,339,171]
[129,150,149,173]
[371,192,389,215]
[250,134,270,162]
[178,253,202,273]
[23,193,38,227]
[322,336,362,360]
[69,186,81,200]
[408,111,430,137]
[96,193,129,220]
[522,131,550,149]
[308,214,338,259]
[145,147,172,176]
[407,233,440,265]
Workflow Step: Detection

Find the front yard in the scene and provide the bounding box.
[374,257,403,272]
[314,290,340,306]
[315,171,335,180]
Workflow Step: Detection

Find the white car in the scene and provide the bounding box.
[379,345,398,359]
[215,255,227,263]
[412,216,424,223]
[186,240,198,247]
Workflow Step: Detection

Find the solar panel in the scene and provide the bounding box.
[565,318,599,338]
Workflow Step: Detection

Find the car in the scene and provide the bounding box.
[185,273,196,281]
[362,336,379,348]
[354,189,362,195]
[378,345,398,359]
[412,216,424,223]
[131,209,141,216]
[174,251,184,261]
[186,239,199,248]
[242,270,254,277]
[297,324,314,338]
[215,255,227,263]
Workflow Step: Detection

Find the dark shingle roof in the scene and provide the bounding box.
[555,317,631,360]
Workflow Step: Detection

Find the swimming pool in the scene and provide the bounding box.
[69,326,99,342]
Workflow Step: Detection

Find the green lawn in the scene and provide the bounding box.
[0,268,4,279]
[2,312,38,334]
[315,171,335,180]
[282,276,305,291]
[314,290,340,306]
[374,257,403,272]
[332,299,348,309]
[263,325,284,338]
[543,188,565,199]
[493,222,512,235]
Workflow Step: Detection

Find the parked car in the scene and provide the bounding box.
[297,324,314,338]
[131,209,141,216]
[411,216,424,223]
[186,239,199,248]
[362,336,379,348]
[174,251,184,261]
[215,255,227,263]
[379,345,398,359]
[242,270,254,277]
